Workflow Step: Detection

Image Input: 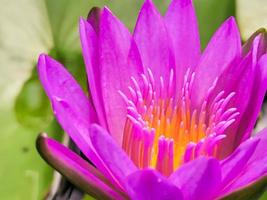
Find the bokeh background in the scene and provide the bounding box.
[0,0,266,199]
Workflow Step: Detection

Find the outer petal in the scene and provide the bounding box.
[192,17,241,108]
[221,157,267,197]
[36,134,127,200]
[250,128,267,162]
[89,124,138,188]
[37,55,116,180]
[99,7,143,144]
[211,34,267,157]
[79,18,107,128]
[126,169,183,200]
[236,46,267,143]
[133,0,174,84]
[169,157,221,200]
[50,98,118,186]
[220,138,259,187]
[220,129,267,196]
[37,54,97,123]
[219,177,267,200]
[213,52,254,157]
[87,7,102,35]
[234,34,267,144]
[165,0,201,93]
[242,28,267,57]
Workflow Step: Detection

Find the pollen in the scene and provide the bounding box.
[119,68,239,176]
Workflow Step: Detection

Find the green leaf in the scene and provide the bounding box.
[0,111,52,199]
[0,0,53,199]
[14,68,53,130]
[45,0,94,53]
[0,0,53,107]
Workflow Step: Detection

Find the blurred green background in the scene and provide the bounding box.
[0,0,266,199]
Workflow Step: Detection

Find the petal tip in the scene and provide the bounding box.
[87,6,102,20]
[37,53,47,67]
[88,123,101,139]
[79,16,86,24]
[144,0,155,7]
[102,6,112,15]
[37,54,54,70]
[226,16,238,28]
[36,132,49,159]
[79,17,87,33]
[172,0,193,7]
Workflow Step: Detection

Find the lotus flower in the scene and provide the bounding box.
[36,0,267,199]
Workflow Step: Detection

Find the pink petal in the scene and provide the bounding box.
[220,129,267,195]
[36,134,127,200]
[50,98,116,186]
[242,28,267,57]
[89,124,138,188]
[223,159,266,195]
[37,55,114,179]
[165,0,200,93]
[37,54,97,123]
[220,138,260,187]
[79,18,107,129]
[192,17,241,108]
[212,52,254,157]
[248,128,267,164]
[126,169,183,200]
[87,7,102,35]
[211,35,267,157]
[133,0,174,85]
[169,157,221,200]
[236,50,267,144]
[99,7,143,144]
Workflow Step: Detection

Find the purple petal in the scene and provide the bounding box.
[235,48,267,144]
[211,34,267,157]
[253,31,267,60]
[36,134,127,200]
[218,176,267,200]
[79,18,107,129]
[87,7,102,35]
[220,129,267,195]
[169,157,221,200]
[37,55,116,181]
[126,169,183,200]
[165,0,200,93]
[212,52,254,157]
[250,128,267,162]
[133,0,174,85]
[89,124,138,188]
[50,98,116,185]
[221,157,267,196]
[242,28,267,57]
[220,138,260,187]
[99,7,143,144]
[37,54,97,123]
[192,17,241,108]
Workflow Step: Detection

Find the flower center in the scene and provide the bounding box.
[119,68,238,176]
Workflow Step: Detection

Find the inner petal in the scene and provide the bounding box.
[119,68,239,176]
